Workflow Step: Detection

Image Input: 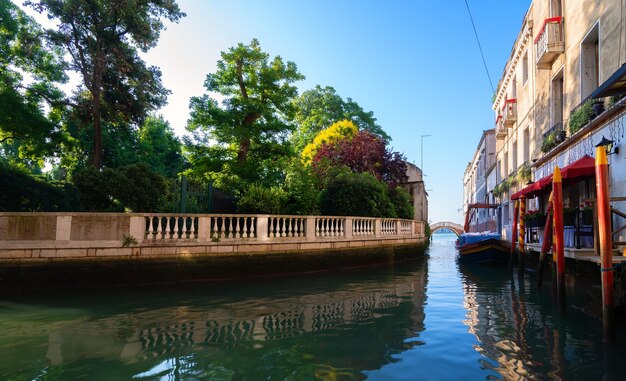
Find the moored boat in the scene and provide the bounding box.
[456,232,510,264]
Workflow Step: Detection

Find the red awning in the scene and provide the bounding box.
[510,155,595,200]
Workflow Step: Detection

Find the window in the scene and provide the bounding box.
[581,23,600,99]
[551,71,564,128]
[522,52,528,84]
[523,128,529,164]
[512,142,518,171]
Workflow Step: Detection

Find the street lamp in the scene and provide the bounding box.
[421,134,431,173]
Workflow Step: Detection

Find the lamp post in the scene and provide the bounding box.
[421,134,431,173]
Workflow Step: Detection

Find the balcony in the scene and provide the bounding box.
[502,99,517,127]
[535,17,564,69]
[495,115,507,139]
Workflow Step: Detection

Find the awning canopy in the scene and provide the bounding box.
[510,155,595,200]
[590,63,626,98]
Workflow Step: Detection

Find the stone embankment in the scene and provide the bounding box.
[0,213,428,292]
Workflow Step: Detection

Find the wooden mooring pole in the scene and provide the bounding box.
[518,196,526,275]
[509,200,519,269]
[553,166,566,312]
[595,147,614,342]
[536,196,553,288]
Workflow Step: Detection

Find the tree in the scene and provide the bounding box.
[301,119,357,163]
[313,130,408,186]
[26,0,185,169]
[291,85,390,152]
[137,116,184,178]
[0,0,67,167]
[186,39,304,191]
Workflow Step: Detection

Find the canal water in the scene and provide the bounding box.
[2,233,626,380]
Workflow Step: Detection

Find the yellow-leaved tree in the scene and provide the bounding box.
[301,120,358,164]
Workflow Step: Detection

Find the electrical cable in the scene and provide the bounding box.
[463,0,495,93]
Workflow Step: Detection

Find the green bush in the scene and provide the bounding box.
[237,184,288,214]
[569,100,594,135]
[387,186,414,219]
[318,172,396,217]
[0,162,80,211]
[72,163,167,212]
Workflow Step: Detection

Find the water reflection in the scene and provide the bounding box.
[4,235,626,380]
[458,260,626,380]
[0,259,428,380]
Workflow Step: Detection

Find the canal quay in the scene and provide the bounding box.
[1,233,626,380]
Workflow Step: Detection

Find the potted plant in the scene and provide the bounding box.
[580,203,594,225]
[569,100,594,135]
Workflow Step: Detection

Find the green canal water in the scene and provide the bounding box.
[2,233,626,380]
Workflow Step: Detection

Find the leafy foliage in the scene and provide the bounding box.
[387,186,414,219]
[291,85,389,152]
[312,130,408,186]
[0,161,80,211]
[301,120,358,164]
[0,0,67,165]
[26,0,185,169]
[318,172,397,217]
[72,163,167,212]
[186,39,304,192]
[569,100,594,135]
[236,184,288,214]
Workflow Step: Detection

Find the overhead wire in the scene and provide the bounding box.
[463,0,495,94]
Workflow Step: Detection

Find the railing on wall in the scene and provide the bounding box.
[0,213,425,246]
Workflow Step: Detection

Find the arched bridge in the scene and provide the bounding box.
[431,221,464,236]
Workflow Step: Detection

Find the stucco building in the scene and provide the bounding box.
[403,162,429,223]
[468,0,626,246]
[463,130,497,232]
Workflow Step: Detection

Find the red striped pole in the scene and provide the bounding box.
[518,196,526,273]
[553,166,565,309]
[595,146,614,342]
[509,200,519,269]
[536,194,553,287]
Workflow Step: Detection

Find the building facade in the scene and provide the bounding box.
[480,0,626,245]
[463,130,497,232]
[403,162,429,223]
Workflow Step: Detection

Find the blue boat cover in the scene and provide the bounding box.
[457,232,501,246]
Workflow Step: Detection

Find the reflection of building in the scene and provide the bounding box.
[467,0,626,247]
[463,130,497,232]
[403,162,429,222]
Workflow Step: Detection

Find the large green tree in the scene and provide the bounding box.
[291,85,389,152]
[186,39,304,191]
[26,0,185,169]
[0,0,66,167]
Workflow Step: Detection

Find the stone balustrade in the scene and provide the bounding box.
[0,212,426,260]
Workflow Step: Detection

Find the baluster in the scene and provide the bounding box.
[164,217,172,239]
[225,217,232,239]
[145,216,152,239]
[315,219,321,237]
[299,218,304,237]
[339,219,344,236]
[285,218,291,237]
[330,219,335,236]
[153,216,160,239]
[269,218,275,238]
[190,217,197,238]
[212,217,218,239]
[354,220,359,236]
[234,217,240,239]
[279,218,285,237]
[172,217,179,239]
[250,217,256,238]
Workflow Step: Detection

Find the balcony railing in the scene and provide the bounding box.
[495,115,507,139]
[502,99,517,127]
[535,17,564,69]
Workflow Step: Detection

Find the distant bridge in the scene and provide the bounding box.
[431,221,463,236]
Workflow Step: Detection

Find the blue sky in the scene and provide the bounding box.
[24,0,531,223]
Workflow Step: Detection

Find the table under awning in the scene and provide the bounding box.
[510,155,596,200]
